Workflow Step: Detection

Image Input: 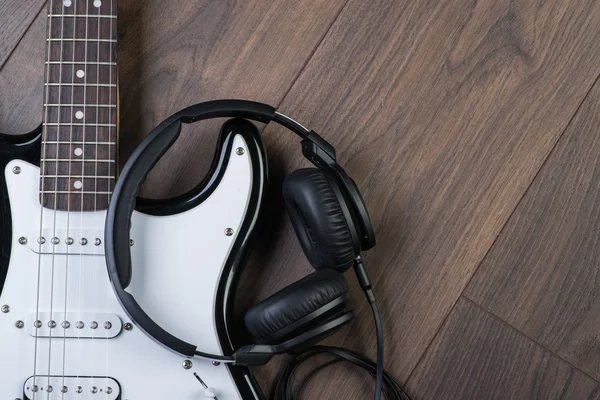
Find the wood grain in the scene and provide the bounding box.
[233,0,600,394]
[0,0,45,70]
[0,8,47,135]
[465,77,600,381]
[407,298,600,400]
[115,0,348,198]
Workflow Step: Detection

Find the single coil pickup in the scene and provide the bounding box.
[25,312,122,339]
[24,376,120,399]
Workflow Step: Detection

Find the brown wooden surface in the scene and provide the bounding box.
[243,0,600,397]
[4,0,600,398]
[0,0,45,69]
[407,298,600,400]
[465,75,600,381]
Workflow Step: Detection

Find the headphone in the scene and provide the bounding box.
[104,99,381,369]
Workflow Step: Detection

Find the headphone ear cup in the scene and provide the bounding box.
[283,168,358,271]
[244,269,350,345]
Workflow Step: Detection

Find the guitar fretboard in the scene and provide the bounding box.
[41,0,118,211]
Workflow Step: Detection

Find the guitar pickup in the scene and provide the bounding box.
[24,376,120,399]
[26,228,107,255]
[25,312,122,339]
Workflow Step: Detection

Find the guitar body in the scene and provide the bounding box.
[0,122,266,399]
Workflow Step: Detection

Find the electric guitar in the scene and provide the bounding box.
[0,1,265,398]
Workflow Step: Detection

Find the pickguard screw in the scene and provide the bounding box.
[66,237,74,245]
[224,228,234,236]
[183,360,193,369]
[18,237,27,245]
[51,237,60,245]
[130,239,135,246]
[80,238,88,245]
[38,237,46,245]
[124,322,133,331]
[95,238,102,246]
[212,361,221,366]
[48,320,56,328]
[12,166,21,174]
[104,321,112,329]
[15,320,24,328]
[62,321,70,329]
[1,305,9,313]
[236,147,245,155]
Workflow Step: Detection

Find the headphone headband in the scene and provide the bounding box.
[104,99,374,361]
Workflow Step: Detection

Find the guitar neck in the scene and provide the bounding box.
[41,0,118,211]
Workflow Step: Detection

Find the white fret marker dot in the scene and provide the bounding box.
[74,181,83,190]
[64,0,72,7]
[75,111,84,120]
[93,0,102,7]
[74,148,83,156]
[76,70,85,78]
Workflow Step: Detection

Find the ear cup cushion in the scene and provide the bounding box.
[283,168,357,271]
[244,269,348,344]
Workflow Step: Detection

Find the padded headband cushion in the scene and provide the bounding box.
[283,168,357,271]
[245,269,348,344]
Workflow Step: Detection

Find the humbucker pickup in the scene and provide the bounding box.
[24,376,120,399]
[25,312,122,339]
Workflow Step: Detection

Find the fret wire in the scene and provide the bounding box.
[43,159,116,162]
[45,83,117,87]
[41,191,114,194]
[46,61,117,65]
[47,38,116,42]
[42,141,116,144]
[43,175,115,178]
[45,104,117,107]
[44,123,116,127]
[48,14,117,18]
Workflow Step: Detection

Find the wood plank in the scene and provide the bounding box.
[234,0,600,393]
[0,7,47,134]
[407,298,600,399]
[0,0,45,69]
[466,78,600,380]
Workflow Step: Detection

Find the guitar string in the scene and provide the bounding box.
[60,0,80,394]
[33,0,56,395]
[76,0,92,389]
[102,1,113,392]
[92,0,101,390]
[45,0,67,396]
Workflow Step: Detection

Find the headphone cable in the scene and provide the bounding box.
[273,258,411,400]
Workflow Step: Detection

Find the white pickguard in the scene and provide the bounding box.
[0,135,257,399]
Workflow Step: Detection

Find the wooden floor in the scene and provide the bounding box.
[3,1,600,398]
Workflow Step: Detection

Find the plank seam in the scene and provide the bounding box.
[274,0,351,111]
[405,68,600,387]
[460,295,600,385]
